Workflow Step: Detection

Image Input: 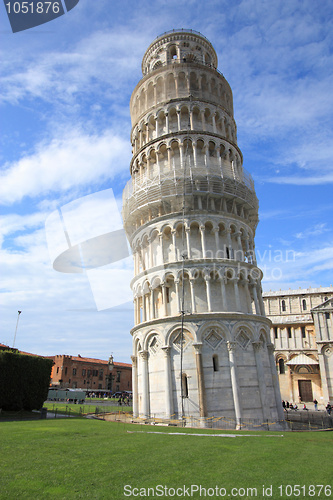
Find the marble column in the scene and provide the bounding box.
[140,350,149,418]
[175,279,181,313]
[233,279,241,311]
[185,227,191,259]
[267,344,285,421]
[162,346,174,418]
[171,229,177,261]
[189,278,196,313]
[251,285,261,315]
[227,341,242,429]
[162,282,168,316]
[219,275,227,311]
[200,225,206,258]
[165,112,169,134]
[149,287,155,320]
[193,343,207,417]
[317,349,330,402]
[142,294,147,322]
[131,355,138,417]
[252,341,269,421]
[205,276,212,312]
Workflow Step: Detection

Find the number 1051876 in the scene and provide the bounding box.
[278,485,331,497]
[5,2,61,14]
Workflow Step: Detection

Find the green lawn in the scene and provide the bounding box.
[43,401,132,416]
[0,419,331,499]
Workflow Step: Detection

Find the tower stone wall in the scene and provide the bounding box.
[122,29,284,428]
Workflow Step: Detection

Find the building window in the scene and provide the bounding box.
[73,368,77,376]
[87,370,91,378]
[278,359,285,374]
[83,380,86,385]
[116,371,121,383]
[302,299,307,311]
[301,326,306,338]
[287,327,292,338]
[82,369,86,376]
[93,370,98,377]
[212,355,219,372]
[99,370,103,381]
[281,300,286,312]
[181,373,189,398]
[65,367,68,375]
[325,312,330,319]
[56,367,59,374]
[274,327,278,339]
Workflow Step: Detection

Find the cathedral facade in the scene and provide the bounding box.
[122,30,284,428]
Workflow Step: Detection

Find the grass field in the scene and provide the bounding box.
[0,418,332,499]
[43,401,132,416]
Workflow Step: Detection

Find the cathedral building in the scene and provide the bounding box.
[263,286,333,407]
[122,29,284,428]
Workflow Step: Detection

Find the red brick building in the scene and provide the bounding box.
[0,344,132,395]
[50,354,132,394]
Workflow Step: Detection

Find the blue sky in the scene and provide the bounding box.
[1,0,333,361]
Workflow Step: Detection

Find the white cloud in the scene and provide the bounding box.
[0,28,146,106]
[296,223,330,239]
[0,128,131,205]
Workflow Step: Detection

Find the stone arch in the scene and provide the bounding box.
[157,109,167,136]
[178,72,187,96]
[152,60,162,71]
[147,81,154,108]
[201,73,208,95]
[189,220,201,259]
[155,76,164,102]
[144,329,163,352]
[133,335,142,356]
[139,88,146,115]
[199,322,229,346]
[189,71,199,91]
[231,322,254,342]
[157,142,168,172]
[168,106,178,133]
[170,139,180,171]
[192,105,201,130]
[165,324,196,347]
[166,72,176,97]
[180,105,190,130]
[167,44,178,63]
[204,107,213,130]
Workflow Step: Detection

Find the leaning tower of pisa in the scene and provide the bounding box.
[122,30,284,428]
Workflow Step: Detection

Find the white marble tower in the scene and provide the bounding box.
[122,30,284,428]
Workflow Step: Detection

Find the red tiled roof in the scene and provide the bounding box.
[70,356,131,367]
[0,344,131,367]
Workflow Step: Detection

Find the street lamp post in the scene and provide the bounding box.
[108,354,115,395]
[13,310,22,348]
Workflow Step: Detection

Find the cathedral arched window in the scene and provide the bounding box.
[181,373,189,398]
[281,299,286,312]
[278,358,285,375]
